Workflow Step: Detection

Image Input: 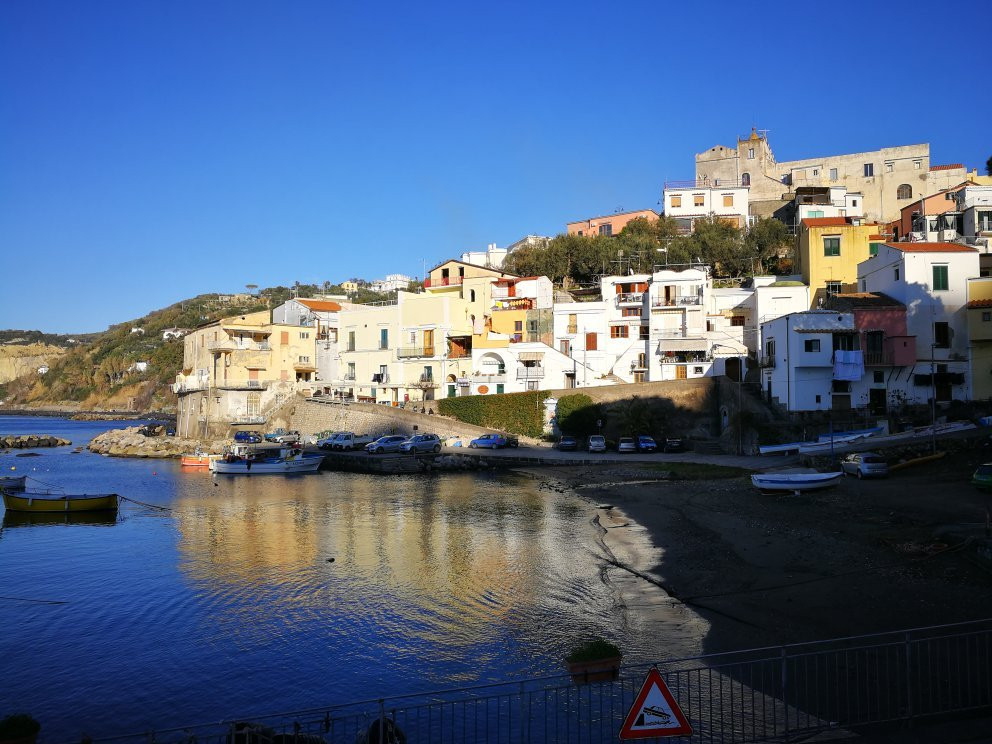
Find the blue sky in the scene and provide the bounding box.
[2,0,989,333]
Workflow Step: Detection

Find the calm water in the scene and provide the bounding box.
[0,417,705,740]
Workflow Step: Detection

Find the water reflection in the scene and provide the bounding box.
[2,511,119,529]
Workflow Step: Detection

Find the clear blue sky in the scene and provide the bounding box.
[2,0,989,333]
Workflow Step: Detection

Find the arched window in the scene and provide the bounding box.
[897,184,912,199]
[741,172,751,187]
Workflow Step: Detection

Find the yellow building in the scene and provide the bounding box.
[173,310,318,437]
[341,280,359,294]
[796,217,883,308]
[967,277,992,401]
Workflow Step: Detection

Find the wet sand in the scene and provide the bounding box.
[520,449,992,654]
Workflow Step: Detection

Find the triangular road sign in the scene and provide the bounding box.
[619,667,692,739]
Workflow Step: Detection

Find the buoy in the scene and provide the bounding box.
[10,466,15,471]
[152,471,157,476]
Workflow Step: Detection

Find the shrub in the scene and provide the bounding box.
[438,391,550,438]
[565,637,622,663]
[556,394,602,436]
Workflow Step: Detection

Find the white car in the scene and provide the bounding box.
[587,435,606,453]
[617,437,637,453]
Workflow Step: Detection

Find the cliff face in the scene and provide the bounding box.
[0,343,65,384]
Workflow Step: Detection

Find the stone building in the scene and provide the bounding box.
[695,129,968,225]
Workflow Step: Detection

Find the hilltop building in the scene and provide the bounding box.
[566,209,659,237]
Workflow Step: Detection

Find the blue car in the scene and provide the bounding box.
[637,435,657,453]
[469,434,507,449]
[233,431,262,443]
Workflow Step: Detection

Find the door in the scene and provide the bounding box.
[560,339,571,357]
[424,329,434,357]
[585,332,597,351]
[868,388,886,415]
[676,365,687,380]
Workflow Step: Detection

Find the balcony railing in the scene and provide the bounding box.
[172,379,210,394]
[424,276,463,288]
[416,374,438,388]
[214,380,270,391]
[516,367,545,380]
[659,355,711,364]
[448,349,471,359]
[759,355,776,368]
[398,346,435,358]
[863,351,894,366]
[473,373,506,383]
[652,296,703,308]
[342,373,356,381]
[616,292,644,305]
[566,325,578,335]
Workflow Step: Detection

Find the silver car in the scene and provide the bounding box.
[399,433,442,454]
[365,435,408,454]
[587,435,606,453]
[841,452,888,479]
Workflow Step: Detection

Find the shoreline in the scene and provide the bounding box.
[515,458,992,657]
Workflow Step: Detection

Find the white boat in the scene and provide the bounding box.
[815,427,882,442]
[212,445,324,475]
[751,472,844,494]
[798,434,867,455]
[758,441,803,456]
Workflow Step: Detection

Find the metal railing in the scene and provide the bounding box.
[424,276,463,288]
[398,347,435,358]
[474,373,506,383]
[759,355,776,368]
[615,292,644,305]
[86,619,992,744]
[416,374,438,387]
[652,295,703,307]
[214,380,269,390]
[864,351,894,366]
[516,367,545,380]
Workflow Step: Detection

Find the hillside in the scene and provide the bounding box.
[0,283,399,413]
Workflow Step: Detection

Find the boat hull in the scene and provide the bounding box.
[2,491,120,513]
[212,455,324,475]
[180,454,213,467]
[751,473,843,494]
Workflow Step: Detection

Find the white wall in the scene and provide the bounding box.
[663,186,749,219]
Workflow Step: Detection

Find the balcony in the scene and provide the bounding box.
[616,292,644,305]
[229,415,266,425]
[207,340,237,352]
[473,373,506,384]
[759,355,776,368]
[863,351,894,366]
[652,296,703,309]
[516,367,545,380]
[214,380,270,391]
[424,276,463,288]
[416,373,438,388]
[566,324,578,335]
[660,354,711,364]
[172,378,209,394]
[398,346,436,358]
[342,373,356,381]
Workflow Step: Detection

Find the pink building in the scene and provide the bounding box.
[566,209,659,237]
[825,292,916,367]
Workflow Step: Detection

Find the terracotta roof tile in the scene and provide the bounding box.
[968,299,992,309]
[883,242,977,253]
[930,163,964,171]
[298,299,341,311]
[826,292,905,310]
[801,217,850,227]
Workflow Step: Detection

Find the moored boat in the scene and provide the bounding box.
[751,472,843,495]
[0,475,27,491]
[212,445,324,475]
[2,490,120,513]
[180,449,215,468]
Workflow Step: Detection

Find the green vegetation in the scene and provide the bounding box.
[555,394,602,436]
[502,216,793,286]
[565,638,621,663]
[0,330,97,347]
[438,390,550,438]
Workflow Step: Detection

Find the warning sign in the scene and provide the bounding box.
[619,668,692,739]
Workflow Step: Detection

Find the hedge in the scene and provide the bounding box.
[438,390,551,438]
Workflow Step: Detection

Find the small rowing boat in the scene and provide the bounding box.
[180,449,215,467]
[751,472,843,495]
[1,489,120,513]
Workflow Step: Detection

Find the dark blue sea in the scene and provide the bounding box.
[0,417,703,741]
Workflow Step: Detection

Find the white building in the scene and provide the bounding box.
[662,183,750,231]
[856,242,979,403]
[760,311,859,412]
[794,186,865,223]
[272,298,343,389]
[460,235,550,270]
[370,274,413,293]
[954,186,992,246]
[162,328,190,340]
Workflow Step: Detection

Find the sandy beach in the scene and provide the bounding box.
[520,447,992,656]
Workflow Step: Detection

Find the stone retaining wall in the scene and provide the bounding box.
[291,400,506,442]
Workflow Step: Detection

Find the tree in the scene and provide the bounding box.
[687,216,746,276]
[744,218,793,274]
[987,154,992,177]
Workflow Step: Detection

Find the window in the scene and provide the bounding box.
[804,339,821,353]
[984,312,991,322]
[470,289,476,302]
[748,147,755,159]
[894,267,900,281]
[812,169,819,176]
[633,371,645,383]
[873,371,884,384]
[379,328,388,349]
[932,265,949,291]
[885,162,894,173]
[741,172,750,187]
[977,211,992,232]
[829,168,838,181]
[897,184,912,200]
[300,331,310,339]
[815,395,821,404]
[599,223,612,236]
[861,279,867,292]
[567,314,577,334]
[639,325,649,340]
[864,163,874,177]
[610,325,629,339]
[577,230,583,236]
[852,199,858,207]
[560,340,570,356]
[869,242,880,256]
[823,236,841,256]
[671,195,682,208]
[621,307,641,317]
[825,281,841,297]
[347,331,356,352]
[637,353,647,368]
[693,194,705,207]
[722,194,733,208]
[914,160,921,170]
[766,340,776,358]
[731,315,745,327]
[514,320,523,332]
[934,322,950,348]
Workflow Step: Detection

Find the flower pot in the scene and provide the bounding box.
[567,656,621,685]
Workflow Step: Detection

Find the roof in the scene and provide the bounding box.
[967,300,992,309]
[825,292,905,311]
[883,242,978,253]
[298,299,341,312]
[801,217,854,228]
[930,164,964,171]
[427,258,518,277]
[567,209,659,225]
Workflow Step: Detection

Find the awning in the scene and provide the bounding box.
[517,352,544,361]
[657,338,709,353]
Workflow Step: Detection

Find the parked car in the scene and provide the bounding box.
[557,436,578,451]
[365,435,408,454]
[270,430,300,444]
[663,436,685,453]
[972,463,992,491]
[264,428,288,442]
[504,434,520,448]
[400,433,442,454]
[841,452,889,479]
[469,434,507,449]
[587,435,606,453]
[333,433,375,451]
[317,432,346,450]
[636,435,657,453]
[233,431,262,444]
[617,437,637,453]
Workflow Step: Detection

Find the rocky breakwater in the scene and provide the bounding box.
[0,434,71,449]
[88,426,226,459]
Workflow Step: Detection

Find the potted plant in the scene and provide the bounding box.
[565,637,622,685]
[0,714,40,744]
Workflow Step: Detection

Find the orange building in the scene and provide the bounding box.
[566,209,659,237]
[892,181,974,241]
